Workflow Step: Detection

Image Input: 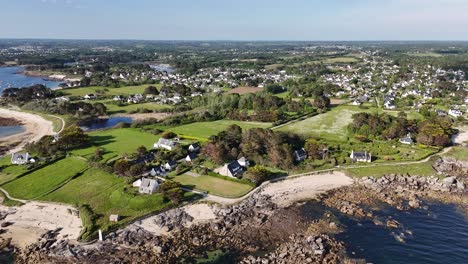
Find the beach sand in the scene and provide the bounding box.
[0,108,54,155]
[0,202,82,249]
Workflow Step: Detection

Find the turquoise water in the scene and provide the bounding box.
[0,125,25,138]
[300,201,468,264]
[0,66,62,90]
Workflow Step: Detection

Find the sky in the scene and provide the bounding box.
[1,0,468,40]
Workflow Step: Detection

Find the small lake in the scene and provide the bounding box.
[301,201,468,264]
[80,117,133,131]
[0,66,62,91]
[0,125,25,138]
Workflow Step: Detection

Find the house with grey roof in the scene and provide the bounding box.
[154,138,177,151]
[11,153,35,165]
[139,178,159,194]
[350,150,372,163]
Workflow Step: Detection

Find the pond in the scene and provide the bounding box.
[80,117,133,131]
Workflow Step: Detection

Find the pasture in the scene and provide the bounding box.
[62,84,158,97]
[42,167,175,236]
[72,128,157,160]
[174,173,253,198]
[168,120,272,140]
[276,105,379,141]
[227,86,264,95]
[2,157,87,199]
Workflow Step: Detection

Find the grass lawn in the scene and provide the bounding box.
[343,161,436,178]
[444,146,468,161]
[0,156,30,185]
[169,120,272,140]
[2,158,87,199]
[174,173,253,198]
[97,100,173,114]
[72,128,157,161]
[62,84,159,97]
[41,167,175,236]
[323,56,359,63]
[276,105,380,142]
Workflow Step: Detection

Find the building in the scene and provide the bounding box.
[399,134,413,145]
[188,143,201,153]
[350,150,372,163]
[294,148,308,162]
[149,166,167,177]
[154,138,177,151]
[11,153,34,165]
[109,214,120,222]
[84,94,96,100]
[164,160,177,171]
[237,157,249,167]
[216,160,245,178]
[139,178,159,194]
[449,109,463,118]
[132,179,142,187]
[185,152,198,162]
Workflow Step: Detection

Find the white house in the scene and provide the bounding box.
[399,134,413,145]
[350,150,372,163]
[11,153,35,165]
[84,94,96,100]
[188,143,201,153]
[185,152,198,162]
[139,178,159,194]
[215,158,248,178]
[154,138,177,151]
[132,179,142,188]
[164,160,177,171]
[449,109,463,118]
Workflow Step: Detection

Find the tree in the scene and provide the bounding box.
[159,181,184,205]
[265,84,285,94]
[127,164,145,177]
[114,160,131,176]
[137,146,148,158]
[161,131,177,139]
[313,95,331,112]
[144,86,159,95]
[58,125,90,150]
[244,165,271,185]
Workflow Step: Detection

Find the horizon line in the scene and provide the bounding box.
[1,38,468,43]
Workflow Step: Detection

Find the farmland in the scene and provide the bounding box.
[94,100,172,115]
[42,167,177,236]
[227,86,264,95]
[2,157,87,199]
[71,128,158,161]
[276,105,379,142]
[168,120,272,140]
[61,84,158,97]
[174,173,254,198]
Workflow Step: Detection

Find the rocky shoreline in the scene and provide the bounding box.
[9,157,468,264]
[0,117,23,127]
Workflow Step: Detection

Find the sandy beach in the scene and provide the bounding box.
[0,108,54,155]
[133,172,353,235]
[0,202,83,249]
[260,172,354,207]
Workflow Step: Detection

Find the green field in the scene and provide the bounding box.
[174,173,253,198]
[323,56,359,63]
[444,146,468,161]
[276,105,379,141]
[169,120,272,140]
[96,100,172,114]
[42,167,175,234]
[62,84,158,97]
[0,156,30,185]
[72,128,158,160]
[2,158,87,199]
[343,161,436,178]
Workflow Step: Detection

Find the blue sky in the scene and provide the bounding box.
[1,0,467,40]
